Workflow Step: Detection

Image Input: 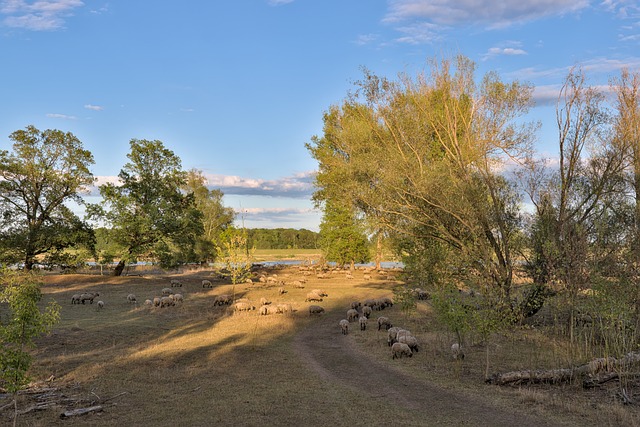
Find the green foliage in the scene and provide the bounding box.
[89,139,203,275]
[0,270,60,394]
[246,228,319,250]
[431,287,473,345]
[217,227,254,289]
[319,199,370,267]
[392,286,418,317]
[0,125,96,270]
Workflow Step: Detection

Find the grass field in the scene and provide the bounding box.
[1,265,639,426]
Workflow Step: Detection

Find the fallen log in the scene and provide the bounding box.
[487,350,640,386]
[59,405,103,419]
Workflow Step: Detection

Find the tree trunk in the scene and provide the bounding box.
[113,260,125,276]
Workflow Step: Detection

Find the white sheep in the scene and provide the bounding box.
[173,293,184,303]
[451,343,465,360]
[361,306,372,319]
[144,299,153,306]
[308,305,325,315]
[259,304,279,315]
[80,292,99,304]
[153,297,161,307]
[234,301,255,312]
[339,319,349,335]
[398,334,419,353]
[347,308,359,322]
[170,279,182,287]
[202,279,213,288]
[311,289,328,297]
[160,296,175,307]
[213,294,232,306]
[305,291,323,302]
[71,294,81,304]
[161,288,173,296]
[392,342,413,359]
[278,287,287,295]
[97,300,105,309]
[350,301,361,310]
[276,303,293,314]
[377,316,392,331]
[260,297,271,306]
[387,327,401,346]
[359,316,368,331]
[127,293,137,304]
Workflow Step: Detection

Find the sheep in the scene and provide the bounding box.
[276,303,293,314]
[305,292,323,302]
[359,316,368,331]
[80,292,99,304]
[97,300,105,309]
[392,342,413,359]
[387,327,401,346]
[278,287,287,295]
[396,329,411,341]
[311,289,328,297]
[170,279,182,287]
[144,299,153,306]
[347,308,359,322]
[127,293,137,304]
[160,296,175,307]
[363,274,371,280]
[308,305,325,315]
[234,301,255,312]
[398,334,419,353]
[260,297,272,306]
[153,297,161,307]
[202,279,213,288]
[377,316,392,331]
[161,288,174,296]
[213,294,232,306]
[350,301,361,310]
[363,299,377,309]
[339,319,349,335]
[378,297,393,309]
[451,343,465,360]
[361,306,372,319]
[173,293,184,303]
[259,304,279,315]
[71,294,81,304]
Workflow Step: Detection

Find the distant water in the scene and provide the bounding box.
[256,260,404,269]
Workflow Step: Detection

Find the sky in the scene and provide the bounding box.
[1,1,639,231]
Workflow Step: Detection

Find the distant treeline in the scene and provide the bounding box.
[246,228,319,250]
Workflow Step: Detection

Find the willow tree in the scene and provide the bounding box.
[308,56,536,307]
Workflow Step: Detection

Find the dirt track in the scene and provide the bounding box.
[293,309,565,427]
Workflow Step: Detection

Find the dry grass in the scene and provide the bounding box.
[1,266,639,426]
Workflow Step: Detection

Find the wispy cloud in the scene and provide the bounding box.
[46,112,77,120]
[353,33,378,46]
[482,45,527,61]
[84,104,103,111]
[1,0,84,31]
[384,0,589,28]
[267,0,294,6]
[205,171,315,198]
[234,206,320,230]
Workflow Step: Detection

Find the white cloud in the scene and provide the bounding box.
[1,0,84,31]
[205,171,315,198]
[234,206,321,230]
[384,0,589,28]
[482,46,527,61]
[267,0,294,6]
[46,112,77,120]
[84,104,103,111]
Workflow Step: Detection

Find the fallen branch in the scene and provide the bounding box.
[102,391,128,403]
[487,350,640,386]
[59,405,103,419]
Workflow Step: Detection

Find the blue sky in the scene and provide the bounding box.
[1,1,639,231]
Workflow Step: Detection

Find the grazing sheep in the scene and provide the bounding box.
[377,316,392,331]
[97,300,105,309]
[202,279,213,288]
[398,334,419,353]
[162,288,174,296]
[387,327,401,346]
[363,299,376,309]
[144,299,153,306]
[311,289,328,297]
[259,304,279,315]
[170,279,182,287]
[260,297,271,306]
[305,292,323,302]
[350,301,361,310]
[234,301,255,312]
[359,316,368,331]
[347,308,359,322]
[308,305,325,315]
[276,303,293,314]
[71,294,81,304]
[213,294,232,306]
[127,293,137,304]
[173,293,184,303]
[160,296,175,307]
[396,329,411,341]
[153,297,161,307]
[378,297,393,309]
[363,274,371,280]
[392,342,413,359]
[80,292,99,304]
[339,319,349,335]
[451,343,465,360]
[361,306,372,319]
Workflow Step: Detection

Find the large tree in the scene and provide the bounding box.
[0,126,95,270]
[90,139,202,275]
[308,56,535,307]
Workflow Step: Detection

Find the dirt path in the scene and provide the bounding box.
[293,309,566,427]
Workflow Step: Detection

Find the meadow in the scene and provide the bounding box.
[1,262,639,426]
